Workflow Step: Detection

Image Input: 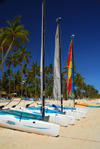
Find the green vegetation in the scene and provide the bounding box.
[0,16,100,99]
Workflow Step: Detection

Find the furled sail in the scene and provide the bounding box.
[53,22,61,101]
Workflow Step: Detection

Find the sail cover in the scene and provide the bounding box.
[53,24,61,101]
[66,39,73,97]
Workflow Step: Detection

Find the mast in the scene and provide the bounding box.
[71,34,75,108]
[41,0,45,118]
[56,17,63,112]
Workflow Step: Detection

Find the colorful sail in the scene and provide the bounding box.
[66,39,73,97]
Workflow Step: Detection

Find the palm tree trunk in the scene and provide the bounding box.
[0,38,14,70]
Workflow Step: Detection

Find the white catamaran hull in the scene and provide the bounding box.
[75,108,87,115]
[61,109,86,118]
[0,114,60,137]
[72,110,86,118]
[64,110,81,120]
[53,114,75,125]
[10,107,69,127]
[14,107,74,125]
[45,106,81,120]
[45,113,69,126]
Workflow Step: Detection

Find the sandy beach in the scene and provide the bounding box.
[0,98,100,149]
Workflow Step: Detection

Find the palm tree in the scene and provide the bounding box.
[90,85,95,97]
[61,72,66,98]
[6,53,19,95]
[2,71,8,94]
[82,82,87,97]
[44,65,50,98]
[6,69,12,94]
[48,63,53,96]
[0,45,8,100]
[17,45,32,99]
[23,63,29,97]
[26,72,33,98]
[0,16,29,99]
[30,61,40,97]
[74,72,84,98]
[86,84,91,98]
[0,16,29,70]
[15,70,21,96]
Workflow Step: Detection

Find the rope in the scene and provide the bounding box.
[12,98,23,108]
[0,100,12,109]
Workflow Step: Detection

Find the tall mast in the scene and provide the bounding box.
[56,17,63,112]
[71,34,75,108]
[41,0,45,118]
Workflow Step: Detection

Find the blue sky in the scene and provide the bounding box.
[0,0,100,94]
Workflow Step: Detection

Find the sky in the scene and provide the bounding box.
[0,0,100,94]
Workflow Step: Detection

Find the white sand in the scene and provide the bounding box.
[0,98,100,149]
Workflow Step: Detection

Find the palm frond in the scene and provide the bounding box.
[17,36,28,44]
[16,32,29,42]
[14,25,24,32]
[13,37,20,49]
[23,55,29,63]
[20,30,29,35]
[13,21,21,30]
[3,36,13,47]
[7,20,12,28]
[1,27,13,33]
[13,16,21,22]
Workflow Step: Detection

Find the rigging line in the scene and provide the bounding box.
[25,100,35,107]
[11,98,23,108]
[60,135,100,143]
[25,99,39,107]
[0,99,12,109]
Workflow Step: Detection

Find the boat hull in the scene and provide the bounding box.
[46,104,86,118]
[0,112,60,137]
[85,105,100,108]
[64,110,81,120]
[75,102,100,108]
[10,107,69,127]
